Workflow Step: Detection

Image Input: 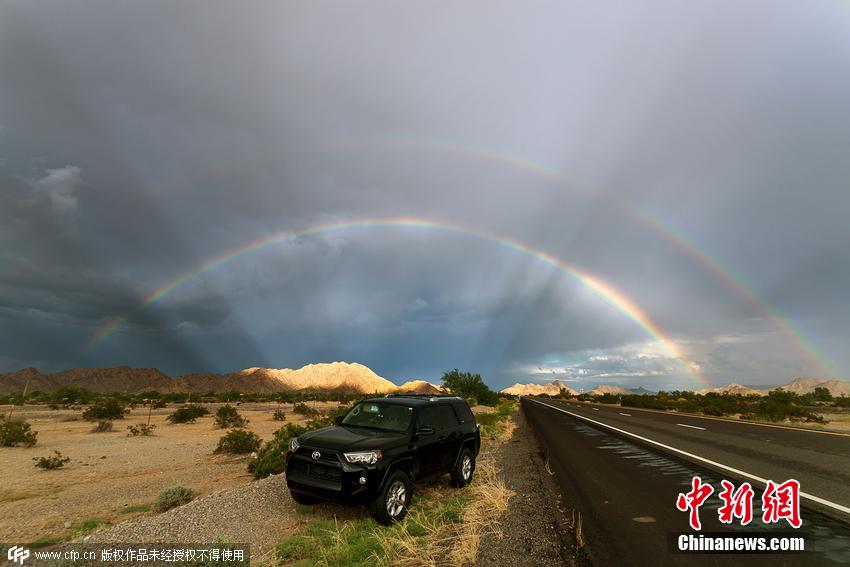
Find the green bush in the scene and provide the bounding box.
[82,399,129,421]
[441,369,499,406]
[215,429,261,454]
[166,404,210,424]
[127,423,157,436]
[248,423,309,479]
[292,402,320,417]
[34,450,70,470]
[0,419,38,446]
[215,405,248,428]
[272,409,287,421]
[153,486,196,512]
[91,420,113,433]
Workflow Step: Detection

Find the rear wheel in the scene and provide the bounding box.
[450,448,475,487]
[290,491,320,505]
[369,470,413,525]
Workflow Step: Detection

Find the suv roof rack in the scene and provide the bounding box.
[382,394,463,401]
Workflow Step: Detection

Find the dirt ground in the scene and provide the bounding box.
[0,401,340,544]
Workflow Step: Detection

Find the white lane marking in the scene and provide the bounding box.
[620,413,632,417]
[528,398,850,517]
[677,423,706,431]
[592,408,599,411]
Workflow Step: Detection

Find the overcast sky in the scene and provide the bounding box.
[1,1,849,391]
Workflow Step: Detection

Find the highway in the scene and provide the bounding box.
[522,397,850,566]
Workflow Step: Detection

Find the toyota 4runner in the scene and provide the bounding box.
[285,395,481,525]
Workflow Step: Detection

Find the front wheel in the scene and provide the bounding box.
[450,448,475,487]
[369,470,413,525]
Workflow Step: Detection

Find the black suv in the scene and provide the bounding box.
[285,395,481,525]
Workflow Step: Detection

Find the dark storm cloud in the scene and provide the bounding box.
[1,0,849,387]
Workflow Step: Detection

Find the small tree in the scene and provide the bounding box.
[214,405,248,428]
[441,369,499,406]
[166,404,210,424]
[215,429,261,454]
[82,399,129,421]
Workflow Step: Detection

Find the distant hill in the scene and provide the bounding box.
[696,383,766,396]
[500,379,577,397]
[396,380,443,395]
[0,362,434,395]
[588,384,630,396]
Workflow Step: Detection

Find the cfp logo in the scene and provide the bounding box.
[7,545,29,565]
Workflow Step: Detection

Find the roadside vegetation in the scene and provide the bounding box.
[215,404,249,428]
[215,429,261,454]
[535,387,847,424]
[153,486,197,512]
[166,403,210,424]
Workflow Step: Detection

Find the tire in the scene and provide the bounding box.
[369,470,413,525]
[450,448,475,488]
[290,490,320,505]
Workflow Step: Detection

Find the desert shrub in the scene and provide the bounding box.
[214,405,248,428]
[214,429,261,454]
[166,404,210,424]
[34,450,70,470]
[248,423,309,479]
[272,409,287,421]
[153,486,196,512]
[148,399,167,409]
[82,399,129,421]
[292,402,320,417]
[127,423,157,436]
[0,419,38,447]
[91,420,113,433]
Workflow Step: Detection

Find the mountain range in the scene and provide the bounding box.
[502,378,850,397]
[0,362,442,395]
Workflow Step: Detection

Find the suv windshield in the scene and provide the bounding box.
[341,402,413,432]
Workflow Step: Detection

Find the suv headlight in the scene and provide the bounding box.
[289,437,300,452]
[343,450,382,465]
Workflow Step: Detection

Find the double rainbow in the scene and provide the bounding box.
[84,217,705,386]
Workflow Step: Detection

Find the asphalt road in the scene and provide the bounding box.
[522,397,850,566]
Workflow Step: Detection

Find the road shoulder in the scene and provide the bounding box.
[476,408,589,567]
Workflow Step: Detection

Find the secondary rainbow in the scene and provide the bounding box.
[84,217,704,385]
[357,137,835,377]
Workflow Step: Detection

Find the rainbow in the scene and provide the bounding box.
[84,217,704,385]
[629,207,836,378]
[354,138,835,378]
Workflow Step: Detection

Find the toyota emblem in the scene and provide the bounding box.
[311,451,321,460]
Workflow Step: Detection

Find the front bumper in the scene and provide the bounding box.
[285,448,380,503]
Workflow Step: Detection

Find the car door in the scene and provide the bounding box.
[434,404,463,472]
[415,406,443,477]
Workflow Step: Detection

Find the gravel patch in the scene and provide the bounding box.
[89,473,365,559]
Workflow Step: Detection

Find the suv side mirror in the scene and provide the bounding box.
[417,425,435,436]
[335,415,344,425]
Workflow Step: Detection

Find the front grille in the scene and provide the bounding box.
[289,459,342,482]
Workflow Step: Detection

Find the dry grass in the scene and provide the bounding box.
[446,423,516,566]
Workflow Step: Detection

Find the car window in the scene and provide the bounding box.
[418,406,438,429]
[435,405,460,429]
[341,402,413,432]
[419,405,459,431]
[452,402,474,424]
